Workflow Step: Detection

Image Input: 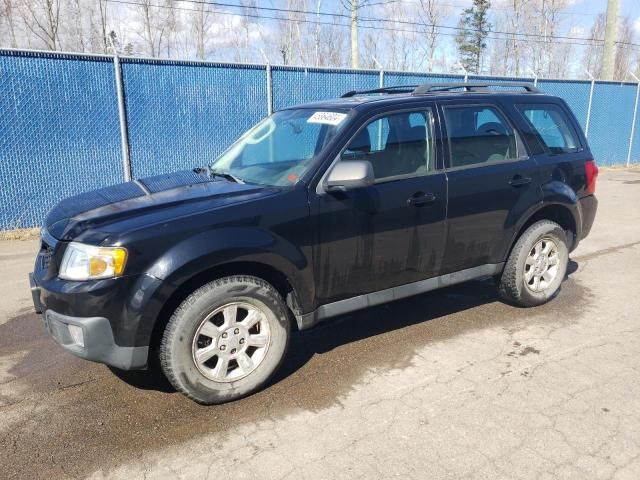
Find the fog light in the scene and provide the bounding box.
[67,324,84,347]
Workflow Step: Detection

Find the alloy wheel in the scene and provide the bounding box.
[524,237,561,293]
[191,302,271,382]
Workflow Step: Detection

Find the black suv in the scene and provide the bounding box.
[30,82,598,404]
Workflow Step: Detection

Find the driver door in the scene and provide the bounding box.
[310,107,448,307]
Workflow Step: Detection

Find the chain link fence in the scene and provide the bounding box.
[1,48,640,235]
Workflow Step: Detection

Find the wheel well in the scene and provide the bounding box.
[513,204,577,253]
[149,262,298,357]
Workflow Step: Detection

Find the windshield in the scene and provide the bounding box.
[209,109,350,186]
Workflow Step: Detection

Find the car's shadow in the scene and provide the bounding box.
[112,260,578,393]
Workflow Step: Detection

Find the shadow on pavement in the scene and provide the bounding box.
[111,259,578,394]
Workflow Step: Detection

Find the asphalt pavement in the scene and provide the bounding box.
[1,169,640,480]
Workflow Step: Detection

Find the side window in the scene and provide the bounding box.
[517,104,581,154]
[443,105,519,168]
[341,110,435,181]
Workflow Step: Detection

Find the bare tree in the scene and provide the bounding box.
[313,0,321,66]
[191,1,213,60]
[273,0,308,65]
[18,0,61,50]
[531,0,575,77]
[502,0,534,76]
[317,11,347,67]
[88,0,109,53]
[582,13,605,77]
[340,0,380,69]
[1,0,20,48]
[416,0,449,72]
[164,2,178,58]
[65,0,86,52]
[133,0,176,57]
[137,0,160,56]
[361,29,381,69]
[615,16,636,81]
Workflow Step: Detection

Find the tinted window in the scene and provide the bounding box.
[518,104,581,154]
[341,110,435,180]
[444,105,518,168]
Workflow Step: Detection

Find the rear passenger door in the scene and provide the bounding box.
[438,100,542,274]
[312,106,448,306]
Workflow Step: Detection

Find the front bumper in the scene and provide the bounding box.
[41,309,148,370]
[30,257,162,370]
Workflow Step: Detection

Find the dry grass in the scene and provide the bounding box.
[600,164,640,171]
[0,228,40,242]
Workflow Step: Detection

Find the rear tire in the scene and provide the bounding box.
[160,275,290,404]
[498,220,569,307]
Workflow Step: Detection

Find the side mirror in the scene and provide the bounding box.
[325,160,375,192]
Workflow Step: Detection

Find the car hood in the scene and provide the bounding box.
[44,170,277,241]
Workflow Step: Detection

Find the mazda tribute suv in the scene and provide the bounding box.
[30,82,598,404]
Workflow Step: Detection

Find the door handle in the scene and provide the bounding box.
[509,175,532,187]
[407,192,436,207]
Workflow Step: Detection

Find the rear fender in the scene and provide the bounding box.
[503,180,581,261]
[539,180,582,240]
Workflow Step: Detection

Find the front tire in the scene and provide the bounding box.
[160,276,290,404]
[498,220,569,307]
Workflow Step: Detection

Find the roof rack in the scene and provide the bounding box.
[341,85,418,97]
[341,81,539,98]
[412,82,540,94]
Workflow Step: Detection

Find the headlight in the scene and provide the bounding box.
[59,242,128,281]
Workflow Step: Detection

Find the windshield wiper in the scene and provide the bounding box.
[207,168,245,184]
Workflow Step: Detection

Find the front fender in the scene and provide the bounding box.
[144,225,312,313]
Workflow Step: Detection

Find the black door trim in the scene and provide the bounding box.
[296,262,504,330]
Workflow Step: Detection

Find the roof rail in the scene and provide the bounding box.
[341,85,418,97]
[340,81,540,99]
[412,82,540,95]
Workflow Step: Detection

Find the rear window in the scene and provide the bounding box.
[517,104,582,154]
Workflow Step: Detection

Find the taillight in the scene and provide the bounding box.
[585,160,598,195]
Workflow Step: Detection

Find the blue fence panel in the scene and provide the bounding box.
[471,75,534,87]
[630,85,640,165]
[0,50,122,231]
[384,71,464,87]
[122,59,268,178]
[1,49,639,231]
[272,67,379,110]
[586,82,636,166]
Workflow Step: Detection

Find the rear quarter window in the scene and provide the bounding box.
[517,104,582,154]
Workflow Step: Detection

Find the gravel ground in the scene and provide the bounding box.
[1,169,639,480]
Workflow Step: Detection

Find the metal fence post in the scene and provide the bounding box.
[585,71,595,138]
[626,73,640,167]
[107,37,132,182]
[266,63,273,115]
[371,56,384,88]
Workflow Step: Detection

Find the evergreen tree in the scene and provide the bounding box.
[455,0,492,74]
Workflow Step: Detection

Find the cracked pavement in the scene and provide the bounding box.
[1,169,640,479]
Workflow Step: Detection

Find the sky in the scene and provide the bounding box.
[4,0,639,77]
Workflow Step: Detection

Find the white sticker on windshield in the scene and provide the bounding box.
[307,111,347,126]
